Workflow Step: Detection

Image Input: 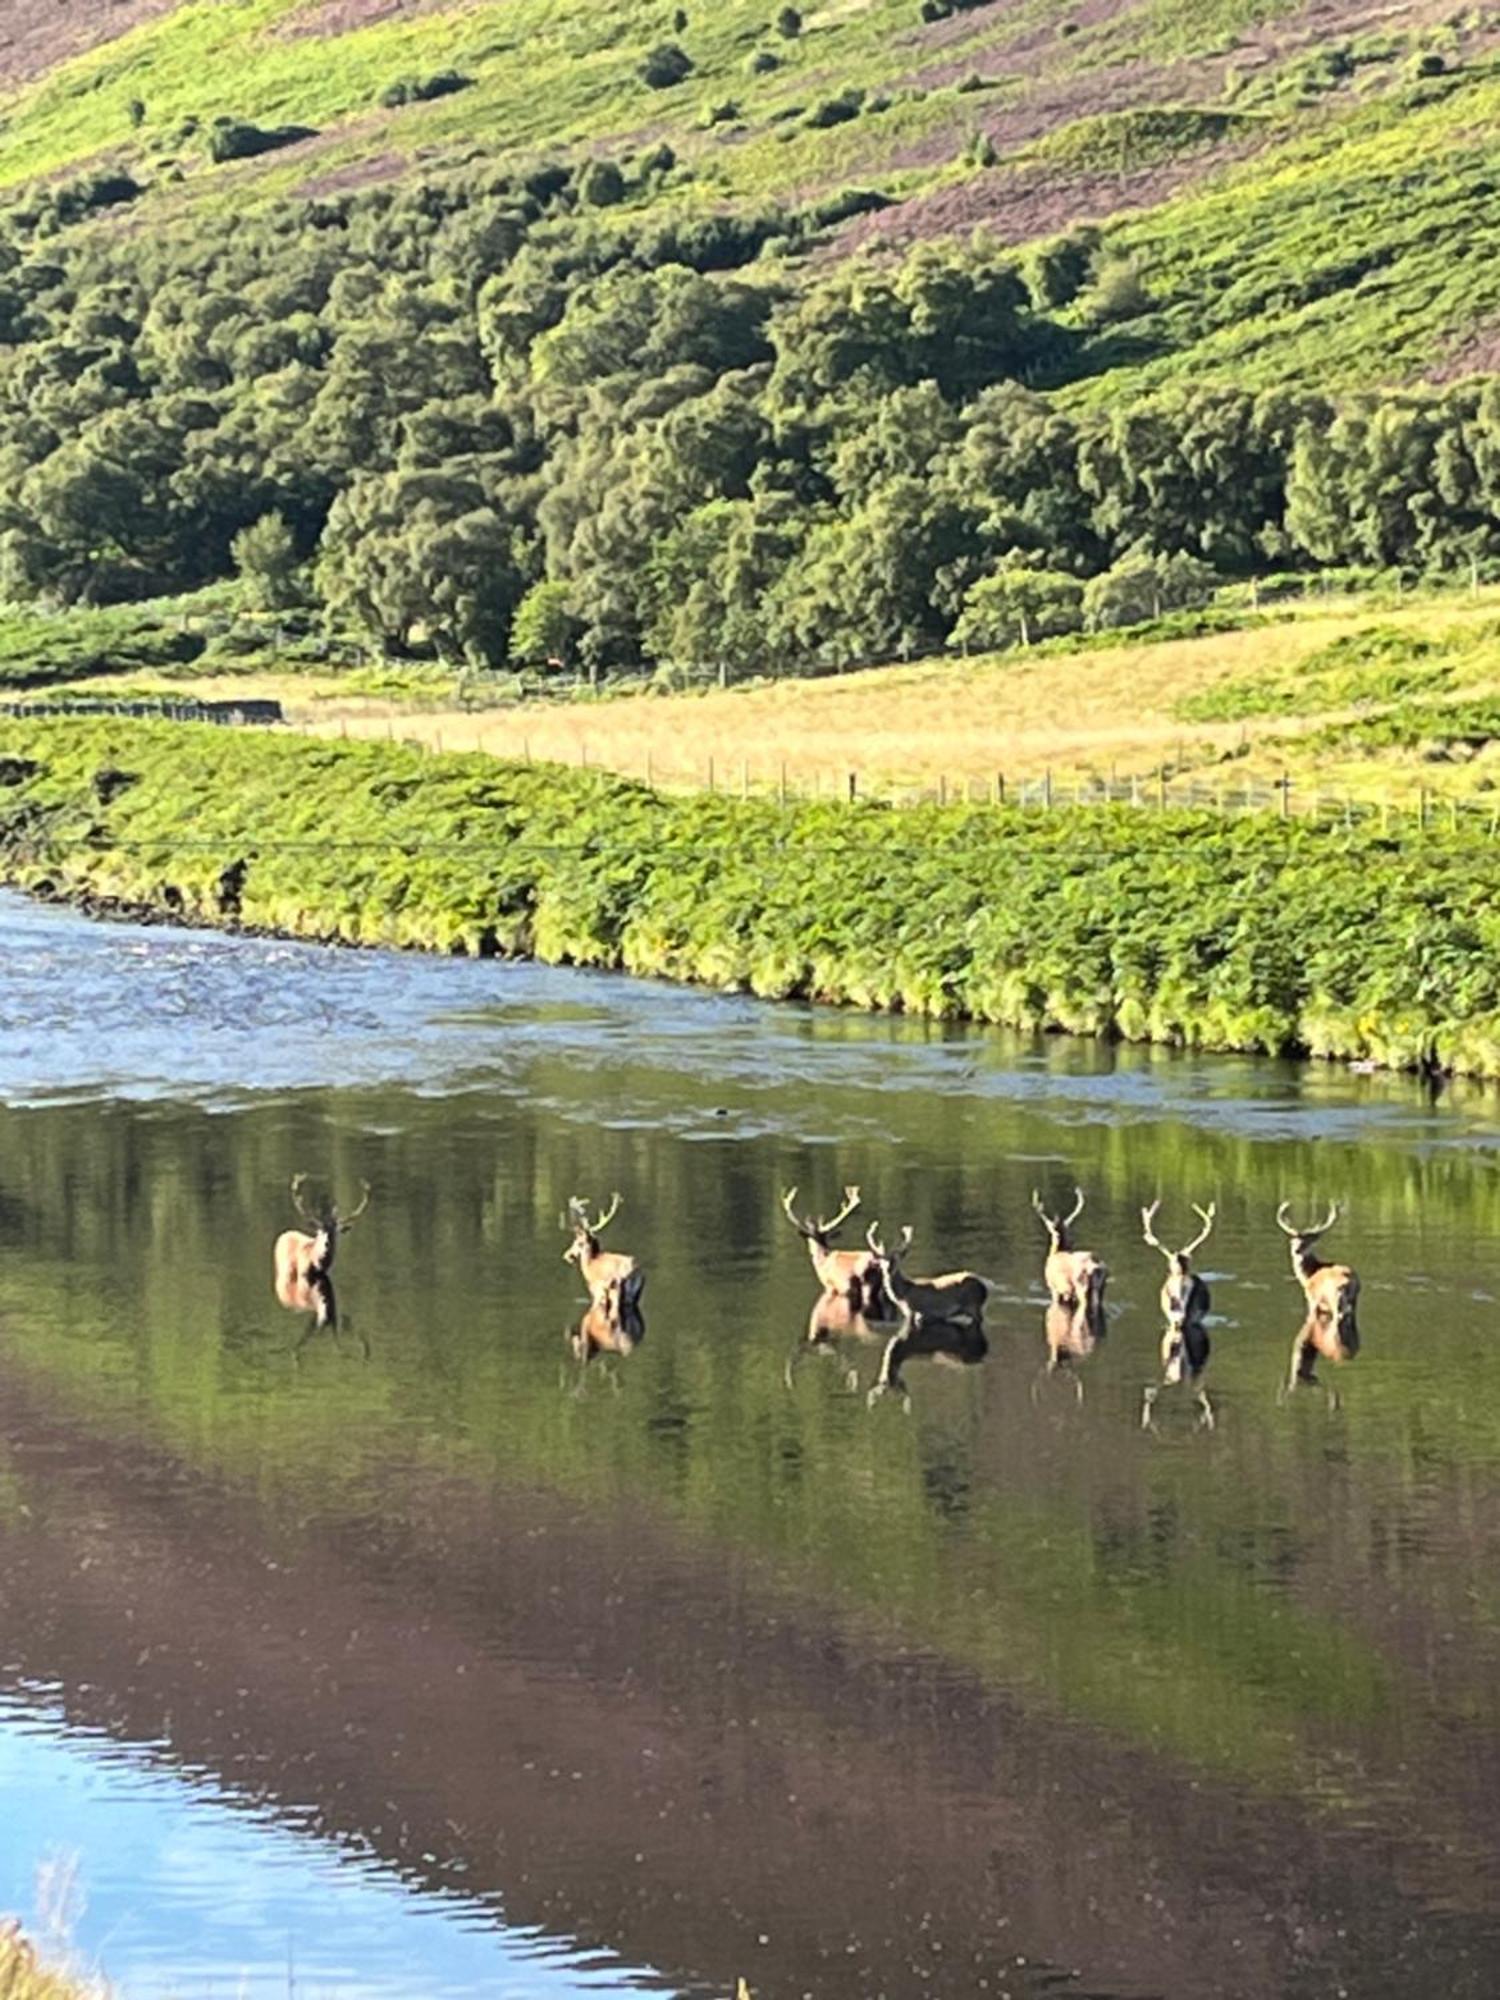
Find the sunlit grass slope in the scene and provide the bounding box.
[8,0,1500,391]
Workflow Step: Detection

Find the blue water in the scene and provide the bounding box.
[0,1686,668,1999]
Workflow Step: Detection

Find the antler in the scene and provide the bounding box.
[590,1191,623,1234]
[1277,1200,1339,1240]
[820,1185,862,1236]
[780,1186,814,1238]
[336,1179,372,1227]
[1183,1201,1216,1258]
[1030,1188,1053,1228]
[866,1221,912,1262]
[782,1184,861,1241]
[1064,1187,1086,1227]
[1141,1199,1166,1255]
[290,1173,319,1225]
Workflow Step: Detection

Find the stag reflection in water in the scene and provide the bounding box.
[783,1291,883,1392]
[1283,1303,1360,1408]
[1034,1297,1106,1403]
[867,1315,989,1410]
[567,1296,646,1392]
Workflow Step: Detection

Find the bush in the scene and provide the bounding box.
[208,117,317,163]
[380,70,473,109]
[701,98,741,128]
[746,48,781,74]
[577,158,626,207]
[805,89,864,128]
[775,6,802,35]
[640,43,694,88]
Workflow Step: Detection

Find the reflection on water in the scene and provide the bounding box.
[2,892,1500,1997]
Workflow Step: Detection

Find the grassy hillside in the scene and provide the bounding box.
[4,0,1499,393]
[2,712,1499,1074]
[2,0,1500,697]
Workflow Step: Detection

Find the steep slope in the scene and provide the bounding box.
[1,0,1499,685]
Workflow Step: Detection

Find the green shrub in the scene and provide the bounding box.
[640,43,694,88]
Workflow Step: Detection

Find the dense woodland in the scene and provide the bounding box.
[4,152,1500,678]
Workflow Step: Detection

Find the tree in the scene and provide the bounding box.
[315,468,529,664]
[953,558,1084,649]
[232,511,302,610]
[509,580,580,668]
[1082,555,1159,632]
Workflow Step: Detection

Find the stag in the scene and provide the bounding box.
[1276,1201,1359,1336]
[1141,1199,1215,1330]
[780,1185,886,1315]
[863,1223,994,1330]
[1031,1187,1108,1318]
[273,1174,370,1297]
[564,1193,645,1312]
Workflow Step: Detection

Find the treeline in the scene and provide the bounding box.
[3,717,1499,1077]
[3,155,1500,673]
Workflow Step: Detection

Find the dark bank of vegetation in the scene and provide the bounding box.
[9,111,1500,688]
[1,716,1498,1077]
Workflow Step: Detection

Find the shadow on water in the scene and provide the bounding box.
[1,894,1499,1997]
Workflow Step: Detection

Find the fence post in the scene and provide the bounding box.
[779,760,787,807]
[742,759,750,800]
[646,749,654,789]
[1043,768,1053,809]
[1278,773,1290,819]
[994,771,1005,807]
[707,755,715,792]
[1418,786,1429,831]
[847,770,857,803]
[939,773,948,807]
[1132,774,1141,808]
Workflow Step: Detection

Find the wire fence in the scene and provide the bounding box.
[7,688,1497,837]
[0,695,284,726]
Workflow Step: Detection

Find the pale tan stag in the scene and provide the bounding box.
[1141,1200,1215,1330]
[863,1223,994,1329]
[273,1174,370,1303]
[1031,1188,1108,1317]
[1276,1201,1359,1335]
[780,1185,887,1315]
[564,1193,645,1312]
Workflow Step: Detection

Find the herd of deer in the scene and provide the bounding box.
[273,1172,1361,1419]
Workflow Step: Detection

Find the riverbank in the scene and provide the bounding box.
[0,1925,101,2000]
[1,715,1497,1076]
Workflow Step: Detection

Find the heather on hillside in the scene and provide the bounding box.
[0,2,1499,683]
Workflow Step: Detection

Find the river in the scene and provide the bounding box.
[1,888,1499,1999]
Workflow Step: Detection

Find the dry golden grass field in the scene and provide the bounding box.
[70,589,1500,811]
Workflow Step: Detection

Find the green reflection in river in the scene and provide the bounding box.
[0,1046,1498,1834]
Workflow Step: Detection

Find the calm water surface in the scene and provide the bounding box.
[2,890,1500,1998]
